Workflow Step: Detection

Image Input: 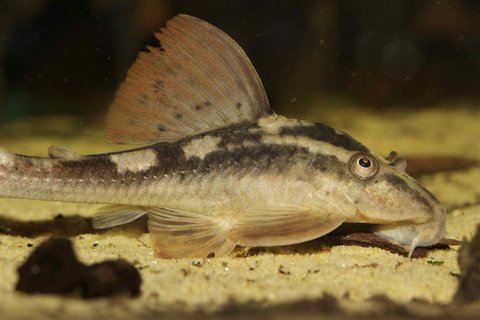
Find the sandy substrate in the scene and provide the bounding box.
[0,105,479,319]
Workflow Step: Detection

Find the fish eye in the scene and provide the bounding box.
[359,157,371,168]
[348,153,379,180]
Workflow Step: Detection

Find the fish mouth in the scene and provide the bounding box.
[374,204,447,257]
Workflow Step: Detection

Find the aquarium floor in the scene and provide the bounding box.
[0,105,479,319]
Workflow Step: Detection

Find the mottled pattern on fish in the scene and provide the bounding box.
[0,117,359,206]
[0,15,447,259]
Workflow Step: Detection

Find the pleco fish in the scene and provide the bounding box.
[0,15,447,259]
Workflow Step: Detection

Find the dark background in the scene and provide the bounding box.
[0,0,478,122]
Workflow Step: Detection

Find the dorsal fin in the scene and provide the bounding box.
[106,14,272,144]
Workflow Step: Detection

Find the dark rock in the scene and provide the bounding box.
[16,238,141,298]
[454,224,480,303]
[82,259,141,298]
[16,238,87,294]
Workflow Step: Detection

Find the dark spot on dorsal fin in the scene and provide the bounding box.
[158,124,167,132]
[165,66,176,75]
[235,102,242,110]
[153,79,163,89]
[138,94,149,105]
[194,104,202,111]
[187,79,198,88]
[174,113,183,120]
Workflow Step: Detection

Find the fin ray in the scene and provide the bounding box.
[48,146,84,160]
[92,205,148,229]
[147,207,236,258]
[230,207,345,247]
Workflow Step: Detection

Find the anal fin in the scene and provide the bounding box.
[230,207,345,247]
[92,205,148,229]
[147,207,236,259]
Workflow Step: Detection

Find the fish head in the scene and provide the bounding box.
[336,150,446,256]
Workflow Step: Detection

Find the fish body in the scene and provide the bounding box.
[0,15,446,258]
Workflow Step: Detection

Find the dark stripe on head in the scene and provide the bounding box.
[410,178,442,206]
[309,154,346,176]
[279,123,369,153]
[383,174,433,212]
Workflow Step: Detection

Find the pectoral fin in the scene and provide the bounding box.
[230,207,345,247]
[48,145,84,160]
[147,207,236,259]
